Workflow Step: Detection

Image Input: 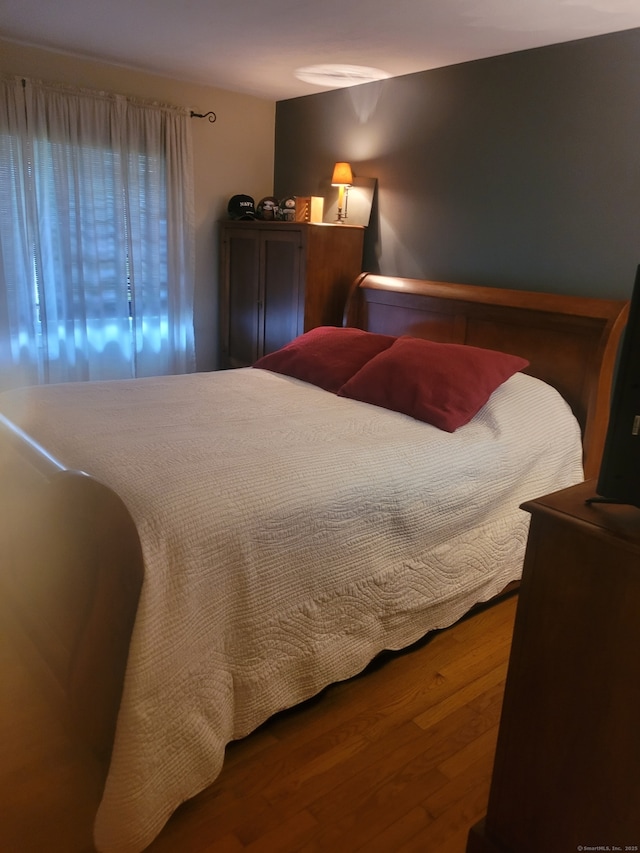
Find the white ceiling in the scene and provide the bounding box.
[2,0,640,101]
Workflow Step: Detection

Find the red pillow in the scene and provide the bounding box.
[253,326,396,393]
[338,336,529,431]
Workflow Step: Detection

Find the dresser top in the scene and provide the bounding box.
[522,478,640,548]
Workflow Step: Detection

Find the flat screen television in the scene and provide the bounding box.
[595,263,640,507]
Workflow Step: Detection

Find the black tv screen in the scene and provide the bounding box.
[596,264,640,507]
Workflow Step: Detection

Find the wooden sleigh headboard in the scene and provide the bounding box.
[345,273,629,479]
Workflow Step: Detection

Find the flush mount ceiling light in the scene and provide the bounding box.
[295,64,391,89]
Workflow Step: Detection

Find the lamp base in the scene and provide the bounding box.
[333,182,350,224]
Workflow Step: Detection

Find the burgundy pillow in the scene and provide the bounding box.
[338,336,529,432]
[253,326,397,393]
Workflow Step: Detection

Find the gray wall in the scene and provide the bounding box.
[275,29,640,300]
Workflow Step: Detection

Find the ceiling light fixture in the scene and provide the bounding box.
[295,64,391,89]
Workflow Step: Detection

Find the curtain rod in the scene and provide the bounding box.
[16,76,213,120]
[190,111,217,123]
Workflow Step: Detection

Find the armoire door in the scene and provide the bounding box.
[223,229,261,368]
[260,229,304,356]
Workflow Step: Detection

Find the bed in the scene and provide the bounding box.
[0,273,628,853]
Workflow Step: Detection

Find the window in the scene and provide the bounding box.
[0,77,195,389]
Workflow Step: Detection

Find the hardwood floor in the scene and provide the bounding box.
[0,594,518,853]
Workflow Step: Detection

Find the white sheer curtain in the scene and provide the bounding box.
[0,77,195,389]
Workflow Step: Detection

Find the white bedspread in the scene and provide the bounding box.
[0,368,583,852]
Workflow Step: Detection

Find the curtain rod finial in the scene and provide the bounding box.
[190,110,217,123]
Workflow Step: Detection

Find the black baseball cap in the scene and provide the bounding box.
[228,194,256,220]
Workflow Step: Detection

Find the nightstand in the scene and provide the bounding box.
[467,479,640,853]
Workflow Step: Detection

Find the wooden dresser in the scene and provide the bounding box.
[468,479,640,853]
[219,220,364,368]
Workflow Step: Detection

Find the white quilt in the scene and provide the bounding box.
[0,368,584,852]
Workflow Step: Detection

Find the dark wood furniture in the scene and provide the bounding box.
[345,273,628,478]
[467,479,640,853]
[219,220,364,367]
[0,274,628,763]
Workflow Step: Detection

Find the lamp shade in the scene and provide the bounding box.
[331,162,353,186]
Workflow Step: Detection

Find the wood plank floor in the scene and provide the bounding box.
[0,594,518,853]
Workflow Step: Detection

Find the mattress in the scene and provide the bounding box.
[0,367,584,852]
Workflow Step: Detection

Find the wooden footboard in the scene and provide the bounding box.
[0,414,143,761]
